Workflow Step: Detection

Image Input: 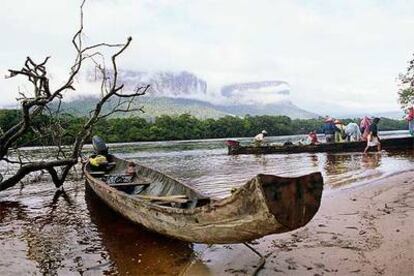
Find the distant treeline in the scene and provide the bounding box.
[0,109,408,146]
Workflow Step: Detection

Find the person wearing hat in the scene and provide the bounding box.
[364,117,381,153]
[321,117,338,143]
[334,119,346,143]
[254,130,268,146]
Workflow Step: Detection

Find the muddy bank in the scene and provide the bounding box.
[184,171,414,275]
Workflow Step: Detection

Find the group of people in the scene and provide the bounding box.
[252,107,414,154]
[319,116,381,153]
[253,116,381,153]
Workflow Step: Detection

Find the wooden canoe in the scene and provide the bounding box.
[84,156,323,244]
[226,136,414,155]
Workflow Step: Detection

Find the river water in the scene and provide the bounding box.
[0,131,413,275]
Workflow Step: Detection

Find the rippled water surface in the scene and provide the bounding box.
[112,131,414,197]
[0,131,413,275]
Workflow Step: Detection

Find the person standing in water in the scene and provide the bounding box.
[406,106,414,136]
[364,118,381,153]
[360,116,372,141]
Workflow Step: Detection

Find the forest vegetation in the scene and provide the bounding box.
[0,109,408,146]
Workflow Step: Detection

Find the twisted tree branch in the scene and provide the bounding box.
[0,0,148,191]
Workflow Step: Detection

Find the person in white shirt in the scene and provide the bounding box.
[254,130,268,146]
[345,122,361,142]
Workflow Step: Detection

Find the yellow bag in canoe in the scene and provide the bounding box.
[89,155,107,167]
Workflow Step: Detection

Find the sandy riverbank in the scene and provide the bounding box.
[183,171,414,275]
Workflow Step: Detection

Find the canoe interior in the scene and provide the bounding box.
[227,136,414,155]
[86,156,210,209]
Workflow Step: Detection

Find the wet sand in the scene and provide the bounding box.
[184,171,414,275]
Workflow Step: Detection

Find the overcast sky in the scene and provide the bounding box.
[1,0,413,115]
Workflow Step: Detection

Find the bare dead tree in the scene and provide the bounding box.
[0,0,149,191]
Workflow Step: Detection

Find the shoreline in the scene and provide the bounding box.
[183,170,414,275]
[10,130,410,150]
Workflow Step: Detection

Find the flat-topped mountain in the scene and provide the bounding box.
[68,70,319,119]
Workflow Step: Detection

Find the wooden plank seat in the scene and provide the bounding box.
[89,171,106,176]
[136,194,190,204]
[151,200,189,206]
[109,182,151,187]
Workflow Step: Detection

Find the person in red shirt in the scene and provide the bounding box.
[308,130,319,145]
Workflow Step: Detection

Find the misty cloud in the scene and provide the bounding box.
[1,0,413,115]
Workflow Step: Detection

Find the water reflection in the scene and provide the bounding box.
[0,200,28,223]
[0,183,199,276]
[21,191,77,275]
[123,146,413,198]
[324,154,355,175]
[361,153,382,170]
[85,187,197,275]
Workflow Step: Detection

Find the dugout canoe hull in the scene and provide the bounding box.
[227,136,414,155]
[84,157,323,244]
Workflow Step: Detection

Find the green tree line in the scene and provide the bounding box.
[0,109,408,146]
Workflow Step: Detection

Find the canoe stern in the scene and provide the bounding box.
[258,172,323,230]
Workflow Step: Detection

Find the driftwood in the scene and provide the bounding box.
[0,0,149,192]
